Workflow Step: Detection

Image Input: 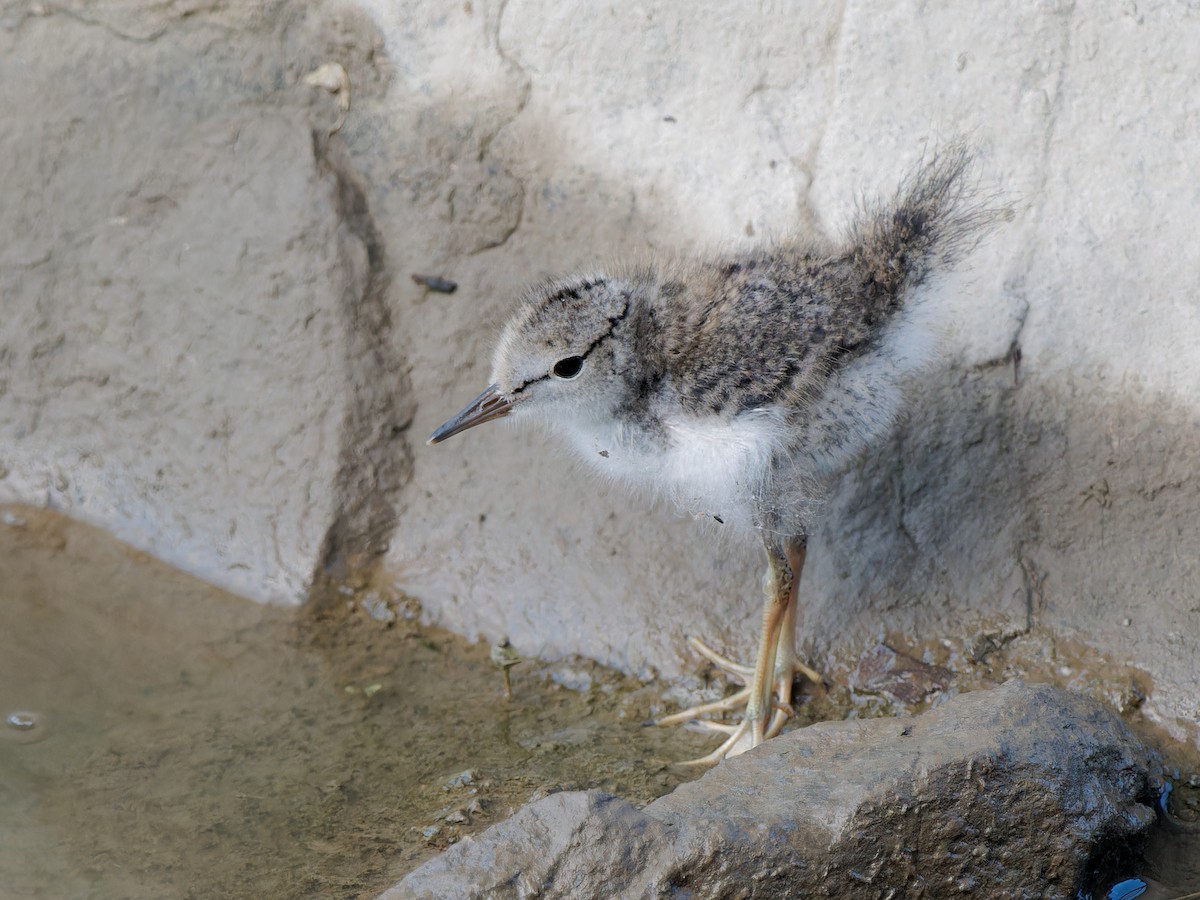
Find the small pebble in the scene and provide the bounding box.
[361,595,396,624]
[551,668,593,693]
[2,512,26,527]
[442,769,475,790]
[7,712,36,730]
[3,710,48,744]
[420,825,441,840]
[444,810,469,825]
[1121,617,1132,627]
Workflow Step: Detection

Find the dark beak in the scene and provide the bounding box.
[427,383,513,445]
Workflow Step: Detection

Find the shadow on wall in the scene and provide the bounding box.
[805,345,1200,735]
[311,132,415,588]
[807,358,1033,649]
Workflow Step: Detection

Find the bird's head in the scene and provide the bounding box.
[427,274,639,445]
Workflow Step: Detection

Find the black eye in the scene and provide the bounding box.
[551,356,584,380]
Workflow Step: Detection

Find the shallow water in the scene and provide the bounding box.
[0,508,711,898]
[1,506,1197,898]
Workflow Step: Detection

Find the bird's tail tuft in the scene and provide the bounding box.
[852,142,1006,295]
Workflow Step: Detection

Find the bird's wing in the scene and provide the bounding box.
[664,252,873,416]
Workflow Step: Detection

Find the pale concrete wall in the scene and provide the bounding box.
[1,1,1196,745]
[0,3,413,602]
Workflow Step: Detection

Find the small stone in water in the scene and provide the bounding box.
[551,668,593,693]
[442,769,475,790]
[361,595,396,624]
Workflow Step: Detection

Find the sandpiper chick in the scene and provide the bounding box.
[429,146,1001,764]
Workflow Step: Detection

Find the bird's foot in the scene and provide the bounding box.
[651,636,820,766]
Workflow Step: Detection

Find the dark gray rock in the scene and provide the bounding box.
[385,681,1159,899]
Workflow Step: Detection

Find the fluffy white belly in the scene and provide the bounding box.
[563,408,790,530]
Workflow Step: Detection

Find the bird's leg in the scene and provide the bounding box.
[764,576,797,740]
[765,535,820,739]
[653,535,821,765]
[742,537,793,748]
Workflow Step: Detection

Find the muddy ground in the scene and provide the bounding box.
[1,506,1196,898]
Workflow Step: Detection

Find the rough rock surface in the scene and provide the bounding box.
[386,682,1161,899]
[1,1,1198,749]
[0,2,412,601]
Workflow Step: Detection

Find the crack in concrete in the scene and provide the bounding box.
[491,0,534,118]
[797,0,849,236]
[890,429,923,557]
[55,9,166,42]
[461,0,534,257]
[1039,3,1074,165]
[968,298,1030,383]
[10,0,289,49]
[1006,4,1075,304]
[1019,550,1047,632]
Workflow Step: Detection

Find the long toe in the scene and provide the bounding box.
[652,685,752,727]
[794,659,822,684]
[676,720,751,767]
[687,637,755,680]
